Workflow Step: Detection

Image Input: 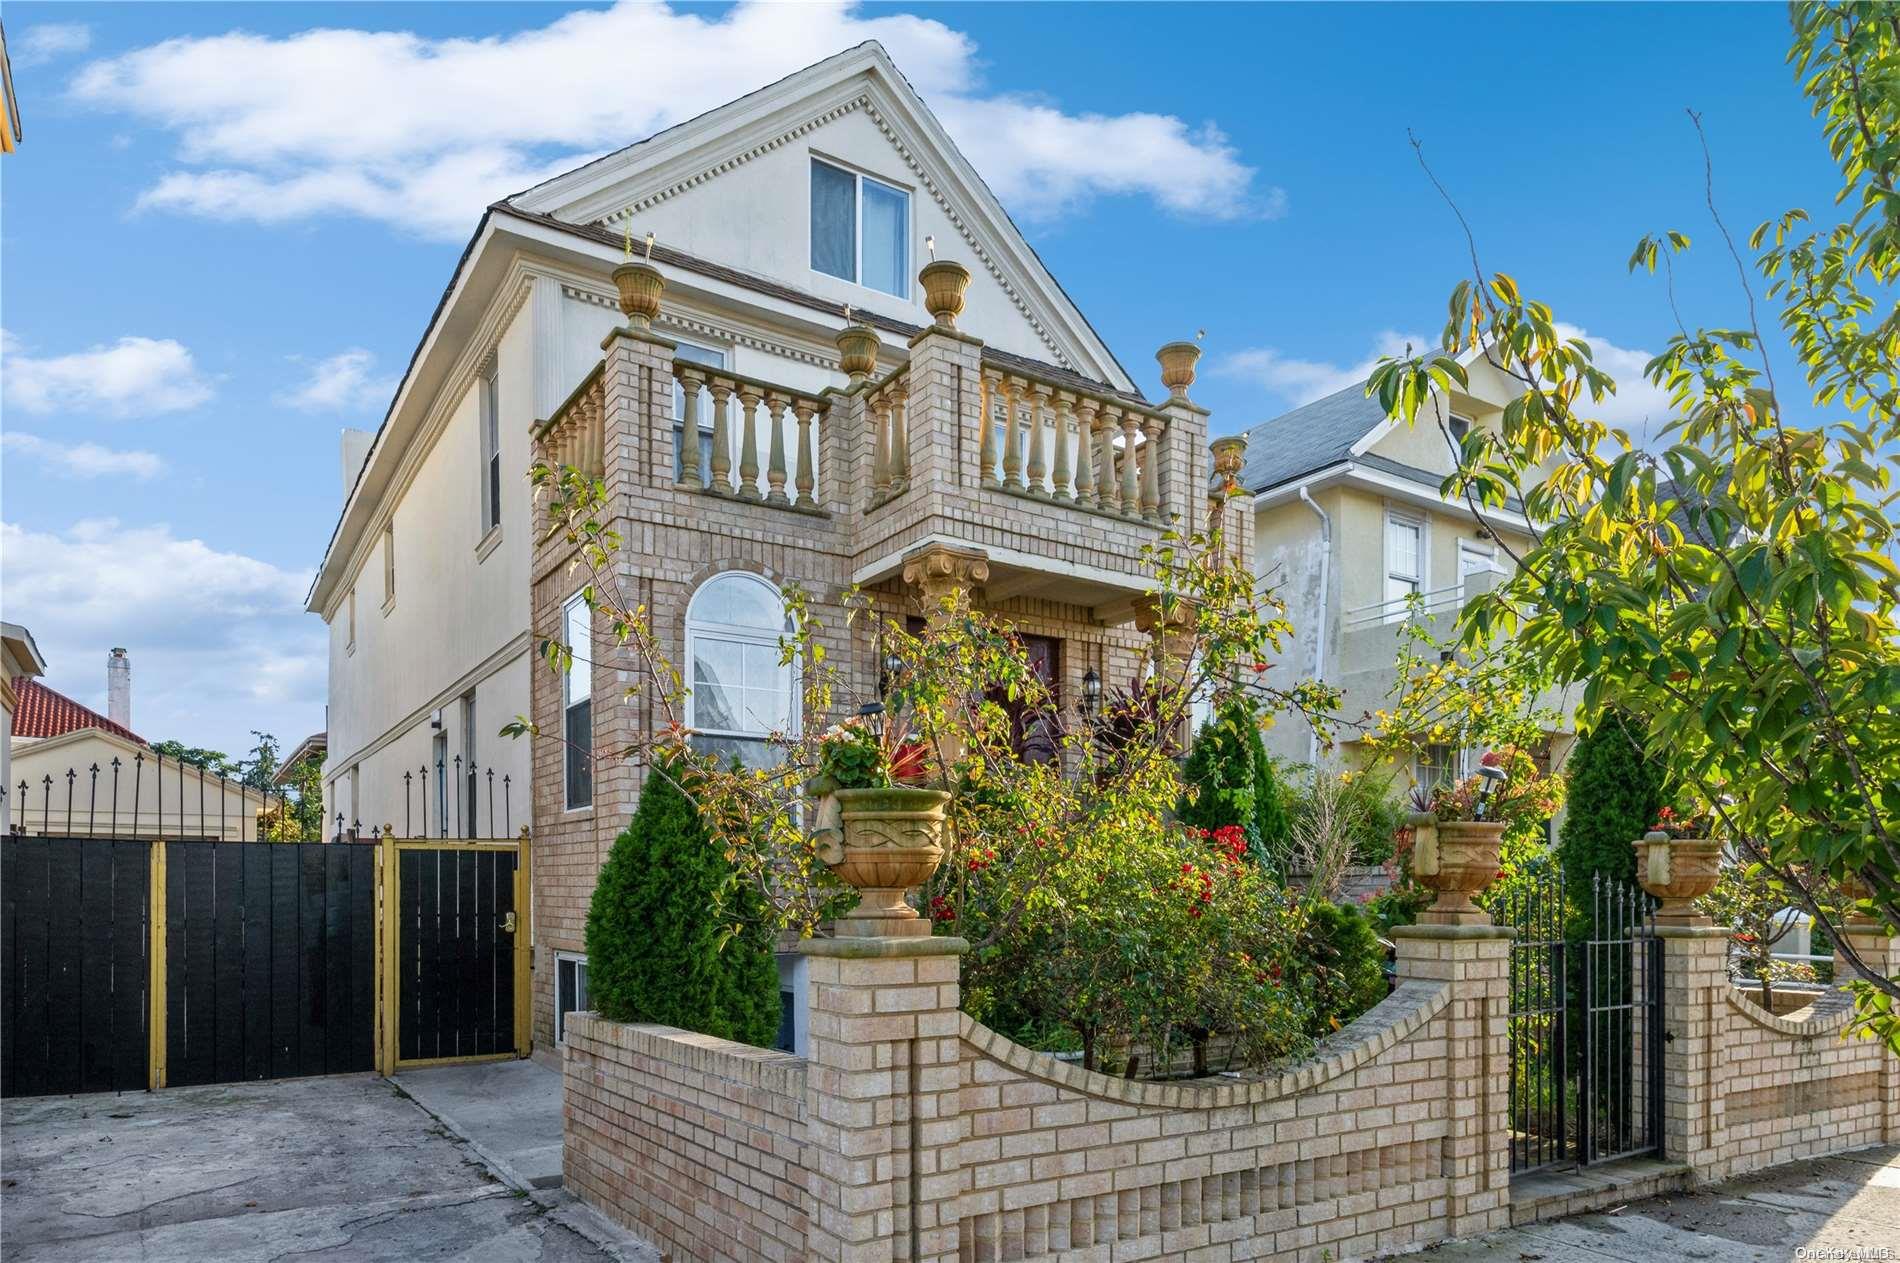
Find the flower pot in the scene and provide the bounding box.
[834,322,881,384]
[918,260,971,329]
[1634,831,1721,924]
[1156,341,1202,398]
[829,786,951,930]
[611,261,665,329]
[1409,812,1503,925]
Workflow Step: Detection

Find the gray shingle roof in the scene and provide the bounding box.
[1236,381,1386,495]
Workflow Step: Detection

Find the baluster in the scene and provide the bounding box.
[1118,408,1141,515]
[889,386,909,492]
[1025,384,1049,496]
[765,391,790,505]
[1001,377,1024,491]
[737,388,762,500]
[978,373,999,487]
[708,379,733,495]
[871,391,892,497]
[1093,406,1115,510]
[1051,391,1074,501]
[1140,417,1164,520]
[1074,398,1097,507]
[676,367,705,490]
[794,399,818,509]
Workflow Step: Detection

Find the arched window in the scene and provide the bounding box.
[685,572,797,770]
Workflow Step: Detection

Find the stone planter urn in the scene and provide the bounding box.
[834,321,881,384]
[1156,341,1202,398]
[1408,811,1504,925]
[611,260,665,329]
[1634,830,1722,925]
[919,259,971,329]
[827,785,951,936]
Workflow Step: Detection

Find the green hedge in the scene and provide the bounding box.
[584,759,781,1047]
[1301,900,1388,1035]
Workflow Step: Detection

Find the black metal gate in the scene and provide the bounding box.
[1504,862,1663,1173]
[393,844,521,1065]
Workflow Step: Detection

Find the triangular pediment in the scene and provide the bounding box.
[507,43,1134,388]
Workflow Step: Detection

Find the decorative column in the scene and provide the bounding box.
[978,374,999,487]
[902,544,990,629]
[1117,409,1141,515]
[1156,340,1210,534]
[709,380,734,495]
[794,400,819,510]
[1139,417,1164,521]
[1634,830,1728,1180]
[872,392,893,497]
[1050,392,1074,501]
[1025,384,1049,496]
[737,388,763,501]
[1072,398,1097,506]
[1132,595,1197,714]
[1000,378,1024,492]
[766,390,791,506]
[677,367,705,491]
[888,386,910,492]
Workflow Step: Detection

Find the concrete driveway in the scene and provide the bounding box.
[1,1073,650,1262]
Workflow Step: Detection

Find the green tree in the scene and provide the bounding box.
[1179,703,1258,843]
[1370,3,1900,1047]
[1301,900,1388,1036]
[1557,713,1664,912]
[585,759,780,1047]
[150,740,235,776]
[1248,723,1291,868]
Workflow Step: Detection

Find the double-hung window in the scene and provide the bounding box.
[480,371,502,534]
[686,573,797,772]
[563,595,592,809]
[810,157,910,298]
[1385,511,1424,621]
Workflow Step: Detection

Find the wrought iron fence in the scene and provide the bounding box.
[6,751,319,841]
[392,757,516,841]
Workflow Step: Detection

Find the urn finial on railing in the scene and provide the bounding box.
[1156,339,1202,401]
[919,259,972,329]
[835,319,880,385]
[1407,811,1504,925]
[1634,830,1722,925]
[611,260,665,330]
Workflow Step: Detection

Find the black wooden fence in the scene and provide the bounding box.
[2,837,151,1097]
[162,841,376,1086]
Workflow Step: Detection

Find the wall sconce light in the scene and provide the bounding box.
[858,700,885,737]
[1081,667,1101,718]
[880,651,904,699]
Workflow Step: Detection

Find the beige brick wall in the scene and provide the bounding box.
[564,1014,810,1262]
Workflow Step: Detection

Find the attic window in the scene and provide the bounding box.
[810,157,909,298]
[1448,414,1472,444]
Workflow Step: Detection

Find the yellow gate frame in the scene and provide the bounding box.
[376,834,533,1075]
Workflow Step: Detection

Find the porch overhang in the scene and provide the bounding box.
[853,535,1157,625]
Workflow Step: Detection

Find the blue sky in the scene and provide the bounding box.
[0,1,1833,759]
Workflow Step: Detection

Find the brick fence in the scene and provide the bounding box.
[563,907,1899,1263]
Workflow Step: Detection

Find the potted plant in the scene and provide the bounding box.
[1635,800,1723,924]
[1406,771,1508,925]
[812,714,949,930]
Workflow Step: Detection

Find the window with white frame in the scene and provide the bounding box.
[1385,511,1425,618]
[810,157,910,297]
[1459,539,1499,600]
[555,952,590,1045]
[671,341,728,482]
[1414,743,1463,790]
[1448,413,1472,444]
[686,572,796,772]
[563,595,592,810]
[480,370,502,534]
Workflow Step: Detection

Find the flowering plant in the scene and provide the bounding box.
[1649,802,1712,839]
[815,718,887,790]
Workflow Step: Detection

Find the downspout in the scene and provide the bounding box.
[1298,484,1331,767]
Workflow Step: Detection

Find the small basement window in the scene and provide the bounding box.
[555,952,590,1045]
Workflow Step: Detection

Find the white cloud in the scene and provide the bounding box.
[280,349,399,414]
[0,519,324,756]
[1553,322,1674,444]
[1,329,215,416]
[1,433,164,479]
[14,23,91,68]
[69,1,1269,240]
[1213,330,1426,407]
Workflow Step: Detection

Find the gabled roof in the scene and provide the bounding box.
[1237,381,1387,495]
[12,678,144,745]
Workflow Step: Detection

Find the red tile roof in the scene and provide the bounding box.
[11,678,144,745]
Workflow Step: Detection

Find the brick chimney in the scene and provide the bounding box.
[107,647,131,729]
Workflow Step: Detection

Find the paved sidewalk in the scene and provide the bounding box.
[394,1057,566,1190]
[1425,1145,1900,1263]
[0,1073,653,1262]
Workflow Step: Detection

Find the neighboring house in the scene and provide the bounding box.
[1239,355,1575,783]
[10,676,260,839]
[273,731,328,786]
[1,622,48,831]
[310,41,1223,1051]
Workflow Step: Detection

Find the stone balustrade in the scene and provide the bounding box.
[672,362,828,510]
[865,366,913,503]
[977,364,1170,522]
[535,363,606,478]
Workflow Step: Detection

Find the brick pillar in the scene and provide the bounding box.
[1391,924,1513,1240]
[1649,923,1731,1179]
[1835,914,1900,1143]
[905,322,985,499]
[797,935,967,1263]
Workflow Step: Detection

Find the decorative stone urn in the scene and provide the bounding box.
[1634,830,1722,925]
[834,321,881,384]
[1209,435,1248,502]
[1408,811,1504,925]
[611,260,665,329]
[1156,341,1202,399]
[919,259,972,328]
[828,785,951,936]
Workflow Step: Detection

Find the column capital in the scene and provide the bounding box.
[902,544,990,620]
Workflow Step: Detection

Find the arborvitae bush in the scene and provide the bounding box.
[1301,900,1389,1035]
[1179,703,1258,844]
[1247,721,1292,871]
[1557,710,1665,913]
[585,758,781,1047]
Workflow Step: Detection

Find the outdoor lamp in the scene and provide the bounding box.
[881,651,904,698]
[1475,763,1509,820]
[1081,667,1102,718]
[858,700,885,737]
